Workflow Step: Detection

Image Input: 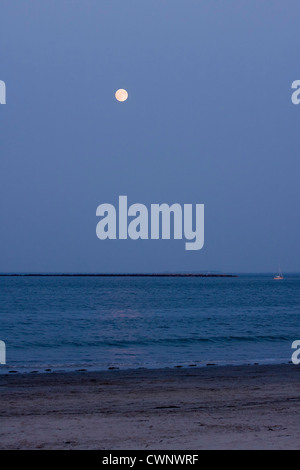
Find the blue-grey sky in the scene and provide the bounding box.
[0,0,299,273]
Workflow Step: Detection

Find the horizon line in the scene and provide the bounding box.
[0,271,299,277]
[0,272,238,278]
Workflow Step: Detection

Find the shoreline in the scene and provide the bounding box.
[1,362,300,449]
[0,358,292,376]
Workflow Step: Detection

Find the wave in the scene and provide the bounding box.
[10,334,293,349]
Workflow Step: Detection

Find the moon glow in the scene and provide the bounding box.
[115,89,128,102]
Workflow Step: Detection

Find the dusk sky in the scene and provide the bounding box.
[0,0,299,273]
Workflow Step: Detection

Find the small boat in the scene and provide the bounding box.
[274,266,283,280]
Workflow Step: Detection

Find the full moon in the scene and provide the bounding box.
[115,89,128,102]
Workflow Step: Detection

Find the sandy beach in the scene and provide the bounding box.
[0,363,300,450]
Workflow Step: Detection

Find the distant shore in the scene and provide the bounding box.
[0,273,238,277]
[0,363,299,449]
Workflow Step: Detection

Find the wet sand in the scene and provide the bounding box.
[0,363,300,449]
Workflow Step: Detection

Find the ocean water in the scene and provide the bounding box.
[0,275,299,372]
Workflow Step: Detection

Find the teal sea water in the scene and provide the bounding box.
[0,275,299,372]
